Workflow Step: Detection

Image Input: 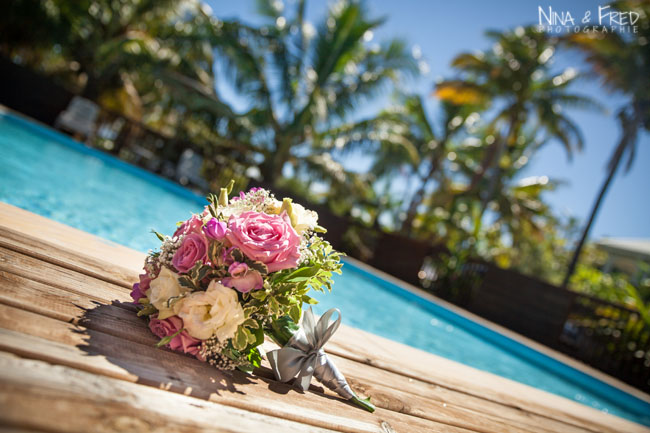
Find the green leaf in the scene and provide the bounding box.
[155,328,184,348]
[247,347,262,369]
[268,316,299,346]
[151,230,165,242]
[247,261,269,275]
[236,363,254,373]
[178,276,199,291]
[269,296,280,315]
[280,266,320,283]
[137,304,157,317]
[206,193,219,218]
[242,318,260,329]
[276,296,292,306]
[233,328,248,350]
[231,248,245,263]
[244,328,257,345]
[188,260,203,280]
[252,326,265,346]
[208,242,221,265]
[289,304,301,323]
[250,290,268,301]
[301,295,319,305]
[243,306,256,318]
[196,265,212,282]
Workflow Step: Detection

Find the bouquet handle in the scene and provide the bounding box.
[266,308,376,413]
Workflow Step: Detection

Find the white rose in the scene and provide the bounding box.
[291,202,319,234]
[173,280,245,341]
[146,267,191,319]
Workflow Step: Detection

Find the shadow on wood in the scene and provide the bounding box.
[73,300,255,399]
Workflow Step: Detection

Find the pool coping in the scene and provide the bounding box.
[342,256,650,411]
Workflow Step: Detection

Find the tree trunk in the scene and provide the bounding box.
[401,155,441,235]
[81,72,102,101]
[260,139,291,186]
[561,121,635,288]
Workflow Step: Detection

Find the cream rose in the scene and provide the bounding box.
[173,280,245,341]
[268,198,319,234]
[146,267,191,319]
[291,202,319,234]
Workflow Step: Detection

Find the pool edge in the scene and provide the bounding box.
[0,106,207,207]
[341,256,650,412]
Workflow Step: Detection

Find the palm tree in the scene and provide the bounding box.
[437,26,598,220]
[562,0,650,287]
[416,126,560,252]
[397,96,483,234]
[2,0,215,118]
[211,0,418,187]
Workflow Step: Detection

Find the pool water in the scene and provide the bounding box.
[2,111,649,426]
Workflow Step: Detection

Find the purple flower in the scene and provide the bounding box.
[131,273,153,303]
[222,262,264,293]
[203,217,227,240]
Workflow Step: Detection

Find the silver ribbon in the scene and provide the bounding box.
[267,308,355,399]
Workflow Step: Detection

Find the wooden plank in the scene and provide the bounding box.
[0,245,132,301]
[0,203,143,288]
[0,249,592,431]
[0,253,591,433]
[327,325,650,433]
[1,203,648,432]
[0,305,473,433]
[0,273,540,433]
[0,351,338,433]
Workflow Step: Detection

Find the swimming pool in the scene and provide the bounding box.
[1,110,649,426]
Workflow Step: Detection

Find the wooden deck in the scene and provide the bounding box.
[0,202,648,433]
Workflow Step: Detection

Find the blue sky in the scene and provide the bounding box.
[207,0,649,241]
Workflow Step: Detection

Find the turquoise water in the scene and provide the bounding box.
[1,112,649,426]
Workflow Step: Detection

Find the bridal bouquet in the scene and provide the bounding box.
[131,181,374,412]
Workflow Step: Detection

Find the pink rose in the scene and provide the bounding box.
[172,233,208,273]
[230,191,247,202]
[222,262,264,293]
[173,214,203,237]
[203,218,227,240]
[131,273,153,303]
[225,211,301,273]
[149,315,204,360]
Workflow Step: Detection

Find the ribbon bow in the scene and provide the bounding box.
[267,308,354,399]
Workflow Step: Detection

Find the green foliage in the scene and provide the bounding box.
[137,303,157,317]
[155,328,184,348]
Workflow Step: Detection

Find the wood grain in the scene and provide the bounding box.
[0,305,473,433]
[0,351,338,433]
[0,203,142,287]
[0,251,592,433]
